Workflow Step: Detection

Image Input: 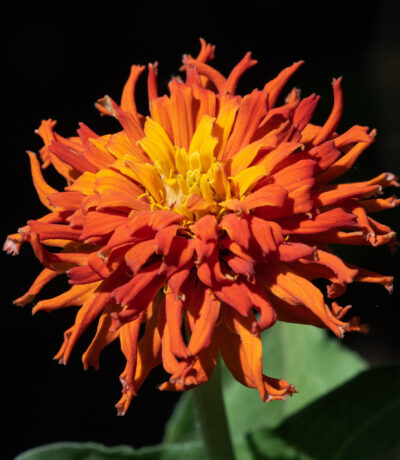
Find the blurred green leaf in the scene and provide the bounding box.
[267,363,400,460]
[14,436,311,460]
[15,441,206,460]
[164,322,367,443]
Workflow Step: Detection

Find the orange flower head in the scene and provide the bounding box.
[5,39,399,415]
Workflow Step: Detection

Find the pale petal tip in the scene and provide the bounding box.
[3,238,19,255]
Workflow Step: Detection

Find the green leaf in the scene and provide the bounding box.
[274,364,400,460]
[247,364,400,460]
[15,441,206,460]
[164,322,367,443]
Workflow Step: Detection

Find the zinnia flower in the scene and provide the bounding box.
[5,39,398,416]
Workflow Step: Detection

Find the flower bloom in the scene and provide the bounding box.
[5,40,398,415]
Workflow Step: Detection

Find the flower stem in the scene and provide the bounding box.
[193,358,236,460]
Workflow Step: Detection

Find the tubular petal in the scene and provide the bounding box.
[313,77,343,145]
[292,94,320,132]
[187,286,221,356]
[278,208,357,234]
[125,240,156,275]
[259,261,348,337]
[221,307,266,399]
[13,268,59,306]
[224,52,257,94]
[82,303,120,370]
[121,65,146,117]
[220,214,251,249]
[33,282,100,314]
[119,312,144,395]
[54,289,113,365]
[264,61,304,109]
[26,151,58,211]
[243,183,288,210]
[223,90,267,160]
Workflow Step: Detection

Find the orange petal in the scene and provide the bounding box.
[112,103,146,154]
[353,266,394,293]
[259,261,347,337]
[124,239,156,275]
[248,216,283,256]
[214,281,252,317]
[87,252,113,279]
[278,208,357,234]
[187,286,221,356]
[116,298,164,415]
[273,242,315,262]
[213,95,241,160]
[224,52,257,94]
[80,211,128,241]
[264,61,304,109]
[48,140,98,174]
[169,79,195,150]
[219,213,251,249]
[165,291,191,359]
[33,282,100,314]
[313,77,343,145]
[67,262,105,285]
[316,131,376,185]
[182,58,226,93]
[47,191,83,211]
[154,225,180,255]
[308,141,341,171]
[269,158,316,193]
[218,308,293,401]
[147,62,158,101]
[27,233,88,271]
[115,273,165,324]
[119,312,145,395]
[159,342,218,391]
[360,195,400,213]
[217,308,265,399]
[13,268,58,306]
[192,85,217,125]
[292,94,320,131]
[195,241,226,286]
[26,151,57,211]
[333,125,371,148]
[245,282,277,331]
[66,171,96,195]
[149,209,185,230]
[314,183,380,207]
[315,250,358,284]
[54,288,112,364]
[266,292,326,329]
[161,238,195,277]
[120,65,146,117]
[95,169,143,198]
[243,183,288,210]
[82,303,120,370]
[149,95,174,142]
[223,90,267,160]
[190,214,218,241]
[256,142,303,174]
[131,300,163,387]
[97,190,150,212]
[223,252,255,280]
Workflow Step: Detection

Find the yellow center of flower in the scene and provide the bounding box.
[136,115,233,218]
[163,148,218,207]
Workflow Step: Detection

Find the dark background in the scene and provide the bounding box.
[2,2,399,459]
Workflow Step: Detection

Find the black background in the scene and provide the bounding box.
[2,2,400,459]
